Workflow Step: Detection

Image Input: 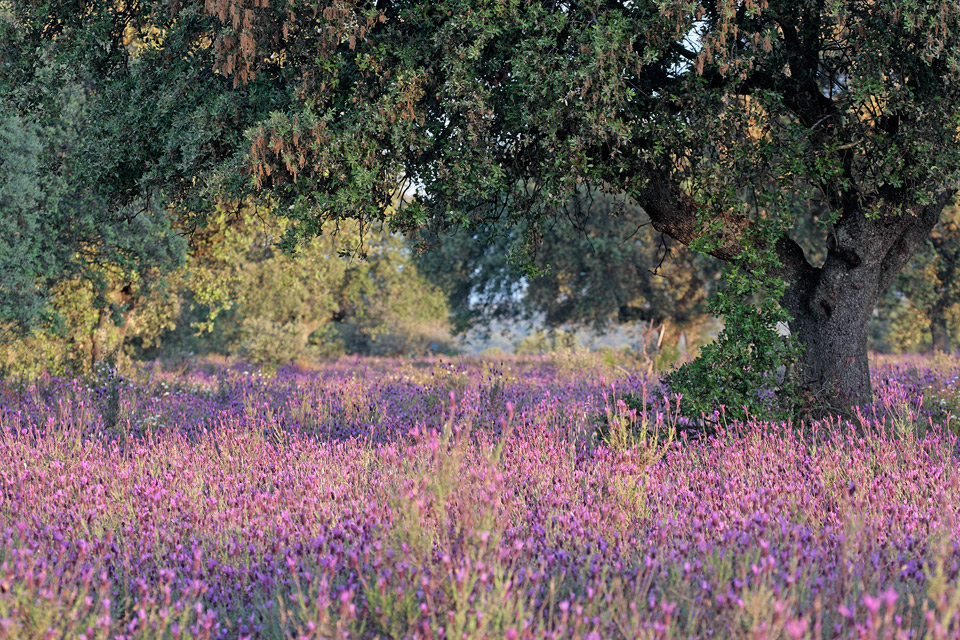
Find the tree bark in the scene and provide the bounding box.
[296,318,327,355]
[777,197,953,410]
[90,285,137,371]
[784,255,880,409]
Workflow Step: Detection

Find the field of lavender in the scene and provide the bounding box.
[1,354,960,639]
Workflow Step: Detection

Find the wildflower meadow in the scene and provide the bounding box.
[1,355,959,639]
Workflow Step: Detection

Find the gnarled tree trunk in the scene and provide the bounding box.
[296,318,327,355]
[90,307,110,371]
[776,199,953,410]
[931,317,951,353]
[783,252,881,408]
[89,285,137,371]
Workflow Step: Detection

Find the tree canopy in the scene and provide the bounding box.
[182,205,452,364]
[0,202,453,375]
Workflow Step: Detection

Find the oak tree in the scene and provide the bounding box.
[226,0,960,409]
[0,0,285,360]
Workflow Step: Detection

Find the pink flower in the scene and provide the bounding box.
[784,617,808,639]
[883,588,898,611]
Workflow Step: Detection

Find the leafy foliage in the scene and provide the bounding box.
[0,0,285,338]
[180,204,451,363]
[664,287,800,424]
[0,202,453,374]
[141,203,454,366]
[218,0,960,411]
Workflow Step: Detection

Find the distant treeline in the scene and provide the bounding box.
[0,203,454,376]
[1,192,955,378]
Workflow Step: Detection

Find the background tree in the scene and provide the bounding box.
[0,0,286,358]
[413,189,720,349]
[872,204,960,353]
[0,202,454,374]
[334,233,453,357]
[146,203,453,366]
[0,77,185,367]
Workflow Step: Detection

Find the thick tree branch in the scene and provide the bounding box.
[774,234,820,318]
[877,191,955,293]
[630,168,816,297]
[630,168,750,261]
